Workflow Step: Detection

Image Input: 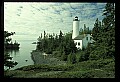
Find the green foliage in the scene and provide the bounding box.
[61,54,68,61]
[4,31,15,45]
[16,64,74,71]
[37,30,77,62]
[50,70,94,78]
[4,31,18,69]
[79,24,92,34]
[73,58,114,70]
[102,3,115,28]
[4,31,15,38]
[90,3,115,60]
[75,43,93,62]
[79,51,89,62]
[52,51,62,57]
[70,58,115,78]
[4,51,18,69]
[5,58,114,78]
[67,53,76,64]
[59,30,63,43]
[102,61,115,72]
[92,18,102,41]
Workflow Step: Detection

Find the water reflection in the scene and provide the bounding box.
[4,40,36,70]
[6,49,20,56]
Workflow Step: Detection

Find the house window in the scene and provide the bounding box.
[90,37,92,40]
[75,42,77,45]
[78,42,80,46]
[86,37,88,40]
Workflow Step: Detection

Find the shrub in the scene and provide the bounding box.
[72,58,114,70]
[16,64,74,71]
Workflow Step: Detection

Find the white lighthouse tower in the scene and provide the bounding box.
[72,16,80,39]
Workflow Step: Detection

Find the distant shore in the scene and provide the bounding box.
[32,42,37,44]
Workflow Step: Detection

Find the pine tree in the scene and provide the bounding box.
[102,3,115,58]
[89,3,115,59]
[68,53,76,64]
[4,31,18,69]
[43,31,46,39]
[102,3,115,30]
[84,24,86,34]
[92,18,102,41]
[59,30,63,43]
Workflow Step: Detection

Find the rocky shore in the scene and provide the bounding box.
[31,50,66,65]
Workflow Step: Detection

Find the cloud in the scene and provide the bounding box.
[4,2,106,40]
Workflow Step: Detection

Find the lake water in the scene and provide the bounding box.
[4,40,37,70]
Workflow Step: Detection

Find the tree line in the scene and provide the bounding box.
[36,30,77,63]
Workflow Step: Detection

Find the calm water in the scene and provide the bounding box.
[4,40,37,70]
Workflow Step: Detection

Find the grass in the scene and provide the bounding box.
[4,58,115,78]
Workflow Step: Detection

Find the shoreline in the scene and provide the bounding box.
[31,50,66,65]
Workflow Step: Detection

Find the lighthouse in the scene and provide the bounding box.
[72,16,80,39]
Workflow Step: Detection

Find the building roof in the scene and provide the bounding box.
[73,34,90,40]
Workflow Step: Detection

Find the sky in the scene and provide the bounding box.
[4,2,106,41]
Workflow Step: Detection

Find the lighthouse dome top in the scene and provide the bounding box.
[73,16,79,21]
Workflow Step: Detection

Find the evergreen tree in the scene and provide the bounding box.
[59,30,63,43]
[61,53,68,61]
[4,31,18,69]
[102,3,115,30]
[67,53,76,64]
[89,3,115,59]
[84,24,86,34]
[87,27,89,34]
[79,28,84,34]
[83,24,91,34]
[43,31,46,39]
[92,18,102,41]
[101,3,115,58]
[87,27,92,34]
[41,33,42,39]
[36,30,77,62]
[54,34,59,49]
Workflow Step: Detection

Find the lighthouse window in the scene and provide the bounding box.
[78,42,80,46]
